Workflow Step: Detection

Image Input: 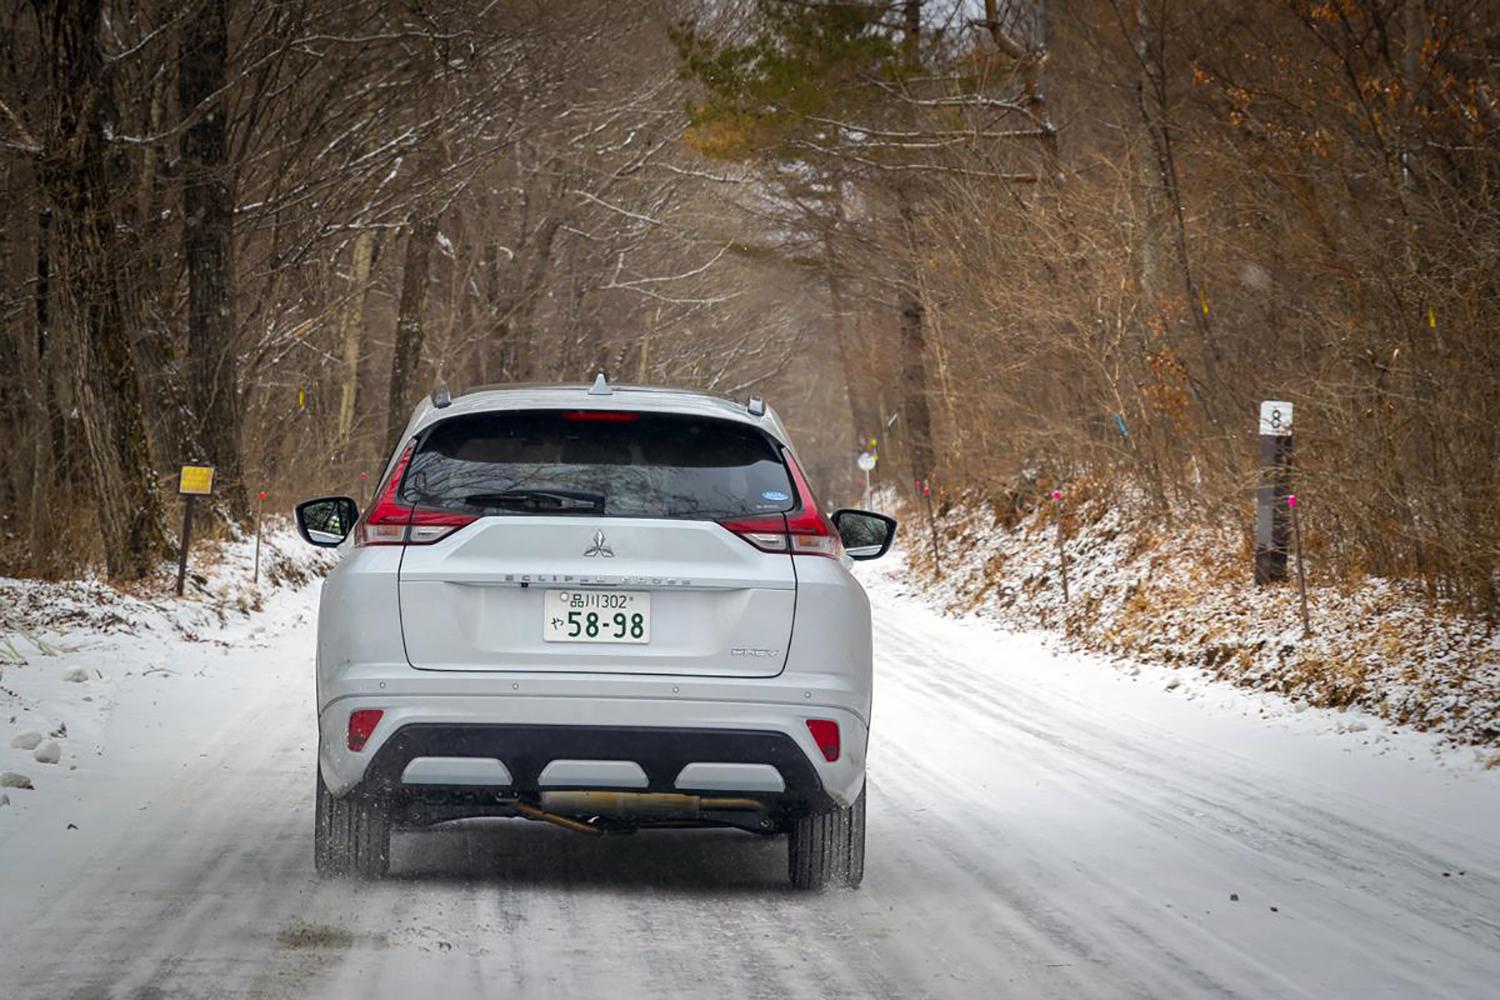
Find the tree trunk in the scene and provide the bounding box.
[385,216,439,454]
[37,0,169,580]
[481,240,504,382]
[896,3,938,486]
[1133,0,1220,419]
[134,51,197,474]
[824,231,877,449]
[335,229,378,456]
[896,186,937,486]
[0,164,19,526]
[180,0,246,519]
[506,215,565,381]
[28,208,57,574]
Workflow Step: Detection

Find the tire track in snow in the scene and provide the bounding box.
[869,601,1500,999]
[878,621,1500,950]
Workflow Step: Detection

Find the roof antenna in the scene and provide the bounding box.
[746,395,766,417]
[588,372,612,396]
[431,378,452,408]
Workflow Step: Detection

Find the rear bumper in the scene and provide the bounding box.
[359,723,835,814]
[318,693,868,809]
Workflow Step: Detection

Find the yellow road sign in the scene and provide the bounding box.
[178,465,216,496]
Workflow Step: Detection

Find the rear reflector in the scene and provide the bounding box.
[347,709,384,752]
[806,719,840,762]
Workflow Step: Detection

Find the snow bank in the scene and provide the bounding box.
[0,519,331,642]
[889,490,1500,752]
[0,522,334,813]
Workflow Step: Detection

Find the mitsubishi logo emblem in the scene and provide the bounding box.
[583,529,614,558]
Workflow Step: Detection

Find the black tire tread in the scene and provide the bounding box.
[788,785,865,890]
[315,770,390,878]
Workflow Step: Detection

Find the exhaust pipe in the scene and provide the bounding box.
[539,791,765,820]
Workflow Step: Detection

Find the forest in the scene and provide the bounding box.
[1,0,1496,613]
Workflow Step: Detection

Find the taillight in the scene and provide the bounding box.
[347,709,384,752]
[354,440,477,546]
[782,451,841,557]
[717,514,791,552]
[720,449,842,557]
[806,719,840,762]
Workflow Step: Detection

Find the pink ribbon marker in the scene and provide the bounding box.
[1051,490,1062,501]
[1287,494,1298,508]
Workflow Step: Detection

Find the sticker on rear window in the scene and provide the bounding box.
[761,489,790,502]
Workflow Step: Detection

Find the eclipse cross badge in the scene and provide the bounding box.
[583,529,614,558]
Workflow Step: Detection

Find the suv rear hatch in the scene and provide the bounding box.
[388,408,810,677]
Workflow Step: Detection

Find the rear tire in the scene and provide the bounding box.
[788,785,865,890]
[315,770,390,878]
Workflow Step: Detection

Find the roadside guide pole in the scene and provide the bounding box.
[1052,489,1070,603]
[919,479,942,579]
[253,490,267,585]
[1254,400,1294,585]
[175,464,216,597]
[1289,494,1311,636]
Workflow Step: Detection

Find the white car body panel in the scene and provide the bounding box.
[397,516,797,676]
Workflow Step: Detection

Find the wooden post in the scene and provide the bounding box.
[175,495,195,597]
[920,480,942,579]
[1052,490,1070,603]
[1289,494,1311,636]
[1255,401,1294,584]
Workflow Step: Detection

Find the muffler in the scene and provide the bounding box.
[539,791,765,821]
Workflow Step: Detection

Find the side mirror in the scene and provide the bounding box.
[295,496,360,548]
[831,509,897,561]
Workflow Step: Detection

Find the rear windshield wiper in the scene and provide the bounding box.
[459,489,605,513]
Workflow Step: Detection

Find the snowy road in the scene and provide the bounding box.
[3,567,1499,999]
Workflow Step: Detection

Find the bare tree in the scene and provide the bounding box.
[180,0,246,517]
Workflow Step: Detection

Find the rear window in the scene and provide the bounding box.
[399,410,796,520]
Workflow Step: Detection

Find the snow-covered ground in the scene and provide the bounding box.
[1,552,1498,998]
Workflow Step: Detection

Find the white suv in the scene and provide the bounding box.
[295,378,895,889]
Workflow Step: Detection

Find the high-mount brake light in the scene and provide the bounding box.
[354,440,477,546]
[718,449,842,558]
[562,410,640,422]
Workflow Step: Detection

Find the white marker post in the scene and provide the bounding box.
[857,451,876,508]
[253,490,267,585]
[1052,490,1069,603]
[1255,401,1294,584]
